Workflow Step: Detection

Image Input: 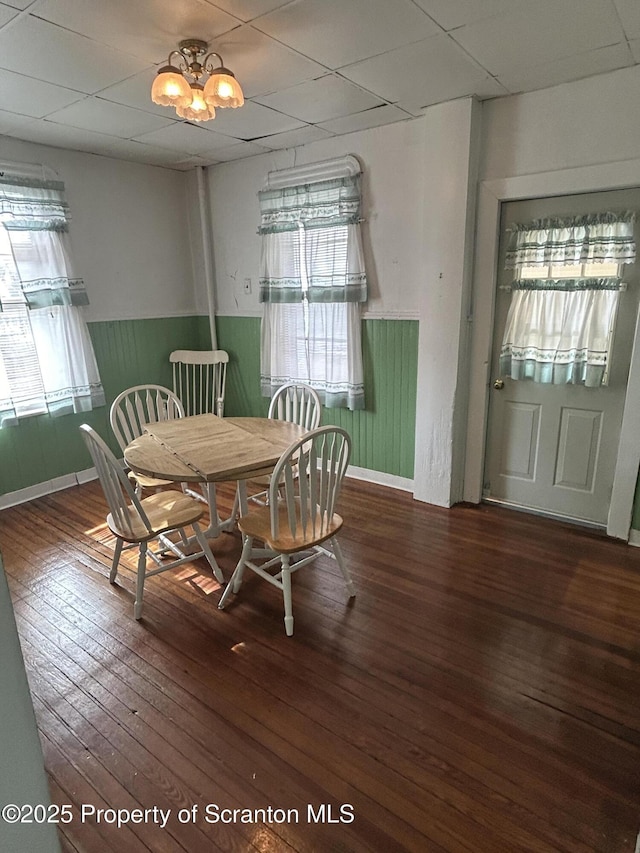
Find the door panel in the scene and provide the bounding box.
[484,190,640,526]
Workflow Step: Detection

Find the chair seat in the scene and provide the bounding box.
[127,470,175,490]
[239,502,343,554]
[107,490,206,543]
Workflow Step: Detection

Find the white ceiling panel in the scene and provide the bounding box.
[209,140,272,160]
[207,25,326,98]
[35,0,241,64]
[411,0,529,32]
[255,75,383,123]
[498,43,635,95]
[206,99,304,139]
[0,16,149,93]
[254,0,441,69]
[342,36,507,112]
[14,119,123,153]
[452,0,627,76]
[258,125,334,150]
[45,97,176,138]
[207,0,292,22]
[0,67,84,117]
[132,120,237,153]
[0,0,635,168]
[317,104,412,135]
[614,0,640,39]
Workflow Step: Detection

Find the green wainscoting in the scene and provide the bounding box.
[217,315,418,479]
[0,315,210,496]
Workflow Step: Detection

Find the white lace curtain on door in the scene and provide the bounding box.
[499,213,636,387]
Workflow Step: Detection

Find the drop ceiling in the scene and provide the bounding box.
[0,0,638,170]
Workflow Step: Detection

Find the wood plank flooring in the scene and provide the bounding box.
[1,478,640,852]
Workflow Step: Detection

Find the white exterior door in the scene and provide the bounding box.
[483,192,640,526]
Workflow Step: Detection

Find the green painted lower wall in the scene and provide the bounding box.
[217,315,418,480]
[0,313,417,497]
[0,315,211,496]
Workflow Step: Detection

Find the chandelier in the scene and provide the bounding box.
[151,39,244,123]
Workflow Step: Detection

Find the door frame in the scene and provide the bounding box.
[463,158,640,540]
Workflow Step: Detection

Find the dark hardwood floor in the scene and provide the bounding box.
[1,477,640,852]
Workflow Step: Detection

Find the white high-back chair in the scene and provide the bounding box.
[249,382,322,505]
[170,350,229,418]
[219,425,354,636]
[80,424,223,620]
[110,384,184,496]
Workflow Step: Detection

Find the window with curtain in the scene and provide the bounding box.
[258,170,368,410]
[0,174,104,426]
[499,213,636,387]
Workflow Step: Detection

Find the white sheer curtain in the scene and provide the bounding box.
[0,175,104,426]
[500,214,635,387]
[258,172,367,410]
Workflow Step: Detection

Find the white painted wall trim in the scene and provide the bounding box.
[628,529,640,547]
[347,465,413,493]
[0,468,97,510]
[464,156,640,541]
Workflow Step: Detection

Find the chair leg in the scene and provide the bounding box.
[134,542,147,620]
[281,554,294,636]
[218,534,252,609]
[110,537,123,584]
[332,538,355,597]
[192,522,224,583]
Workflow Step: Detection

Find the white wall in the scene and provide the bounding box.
[0,136,199,322]
[207,98,481,505]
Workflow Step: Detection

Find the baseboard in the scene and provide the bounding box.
[346,465,414,493]
[0,467,97,510]
[628,529,640,547]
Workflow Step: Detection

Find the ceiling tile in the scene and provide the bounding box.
[210,140,272,160]
[498,43,635,94]
[411,0,529,31]
[631,38,640,63]
[132,120,237,154]
[0,4,17,24]
[0,67,85,117]
[35,0,241,64]
[206,99,305,140]
[45,97,176,138]
[100,138,208,167]
[317,104,412,135]
[614,0,640,39]
[258,125,334,150]
[452,0,627,76]
[253,0,441,68]
[12,119,122,153]
[206,25,326,98]
[0,109,36,133]
[206,0,292,22]
[255,75,383,123]
[0,16,149,93]
[341,36,506,111]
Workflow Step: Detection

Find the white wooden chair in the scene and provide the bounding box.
[219,425,354,636]
[80,424,223,620]
[170,349,229,418]
[249,382,322,505]
[110,384,184,496]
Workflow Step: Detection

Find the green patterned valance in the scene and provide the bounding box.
[511,277,622,292]
[258,176,362,234]
[506,212,636,268]
[0,176,70,228]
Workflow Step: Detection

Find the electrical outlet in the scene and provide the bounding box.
[243,278,252,294]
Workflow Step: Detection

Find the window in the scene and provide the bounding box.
[0,173,104,426]
[500,213,635,387]
[258,165,367,410]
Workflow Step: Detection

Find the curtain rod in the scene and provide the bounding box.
[265,155,361,190]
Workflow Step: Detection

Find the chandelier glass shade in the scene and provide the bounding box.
[151,39,244,122]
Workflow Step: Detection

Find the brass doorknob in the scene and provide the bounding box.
[493,378,505,390]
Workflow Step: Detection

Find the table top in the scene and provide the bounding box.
[123,414,306,483]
